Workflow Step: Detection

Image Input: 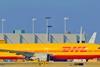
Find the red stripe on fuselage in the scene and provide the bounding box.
[52,55,100,59]
[0,56,24,59]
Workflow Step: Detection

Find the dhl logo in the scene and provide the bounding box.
[62,46,87,52]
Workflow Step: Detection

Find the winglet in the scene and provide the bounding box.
[89,32,97,43]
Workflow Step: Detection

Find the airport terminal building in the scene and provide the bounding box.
[0,30,86,44]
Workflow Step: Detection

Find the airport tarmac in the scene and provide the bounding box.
[0,62,100,67]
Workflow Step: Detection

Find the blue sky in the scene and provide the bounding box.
[0,0,100,43]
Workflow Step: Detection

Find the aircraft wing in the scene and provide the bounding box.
[0,49,34,58]
[0,48,32,53]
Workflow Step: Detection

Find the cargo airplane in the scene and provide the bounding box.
[0,32,100,61]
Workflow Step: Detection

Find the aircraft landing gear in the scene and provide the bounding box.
[25,56,33,61]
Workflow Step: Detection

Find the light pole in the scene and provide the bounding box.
[79,26,83,43]
[1,18,6,34]
[48,25,52,43]
[64,17,69,33]
[32,17,37,34]
[45,17,51,42]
